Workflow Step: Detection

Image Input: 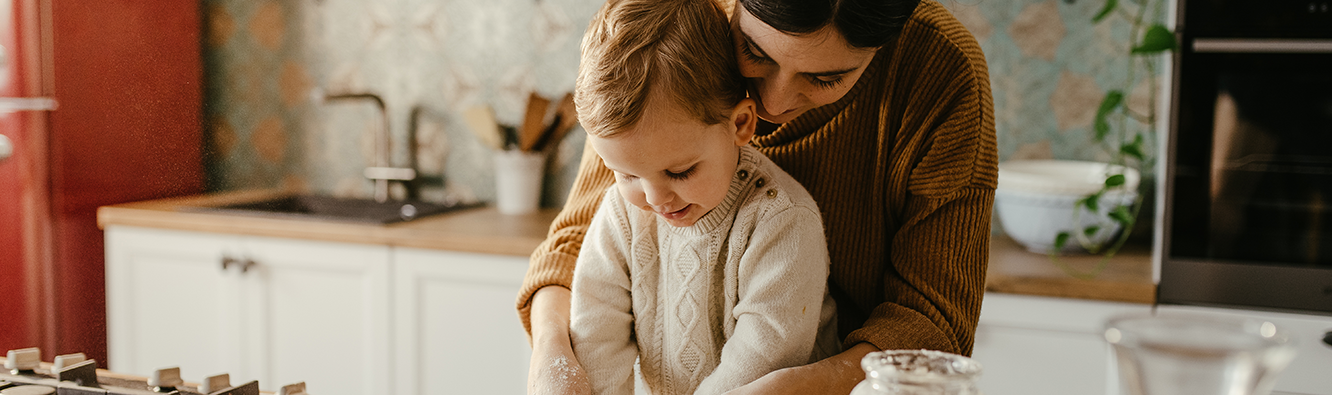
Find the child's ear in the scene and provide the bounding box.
[729,98,757,147]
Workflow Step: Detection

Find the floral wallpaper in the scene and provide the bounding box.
[203,0,601,207]
[942,0,1169,164]
[202,0,1167,210]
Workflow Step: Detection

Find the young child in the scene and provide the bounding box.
[567,0,840,394]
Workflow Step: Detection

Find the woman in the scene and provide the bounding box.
[521,0,996,393]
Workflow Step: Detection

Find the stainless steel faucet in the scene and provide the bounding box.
[319,91,416,203]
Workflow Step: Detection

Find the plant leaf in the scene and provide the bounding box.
[1109,205,1134,225]
[1092,0,1118,23]
[1083,225,1102,237]
[1105,174,1126,188]
[1095,91,1124,140]
[1083,192,1103,212]
[1055,232,1071,250]
[1121,138,1146,161]
[1132,24,1177,54]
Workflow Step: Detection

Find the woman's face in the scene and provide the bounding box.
[731,4,879,124]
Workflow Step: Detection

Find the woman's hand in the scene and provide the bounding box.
[528,336,590,395]
[527,286,592,395]
[723,343,878,395]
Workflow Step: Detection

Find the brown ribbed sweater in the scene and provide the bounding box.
[517,0,997,356]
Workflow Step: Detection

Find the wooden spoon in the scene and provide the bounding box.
[519,92,551,152]
[461,105,503,150]
[533,92,577,152]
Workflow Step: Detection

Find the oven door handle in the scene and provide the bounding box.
[1193,38,1332,54]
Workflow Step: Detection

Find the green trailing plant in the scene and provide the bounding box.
[1050,0,1176,279]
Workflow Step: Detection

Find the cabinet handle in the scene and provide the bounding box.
[221,256,239,271]
[1324,330,1331,348]
[0,134,12,163]
[241,258,257,273]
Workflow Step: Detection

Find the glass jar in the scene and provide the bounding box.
[849,349,982,395]
[1105,313,1298,395]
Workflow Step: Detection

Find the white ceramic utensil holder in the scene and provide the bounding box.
[493,150,546,215]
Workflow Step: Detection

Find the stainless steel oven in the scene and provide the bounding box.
[1160,0,1332,313]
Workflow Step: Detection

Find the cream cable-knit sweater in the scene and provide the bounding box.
[570,146,839,395]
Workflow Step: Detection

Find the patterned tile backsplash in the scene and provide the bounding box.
[203,0,1166,209]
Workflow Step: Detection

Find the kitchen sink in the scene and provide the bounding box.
[197,194,479,224]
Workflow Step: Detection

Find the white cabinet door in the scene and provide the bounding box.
[106,226,392,395]
[393,248,532,395]
[971,293,1152,395]
[105,226,245,380]
[240,235,392,395]
[973,324,1110,395]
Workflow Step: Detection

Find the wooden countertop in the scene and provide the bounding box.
[98,189,1156,302]
[986,234,1156,304]
[97,189,559,257]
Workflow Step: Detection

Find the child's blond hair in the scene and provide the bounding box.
[575,0,746,138]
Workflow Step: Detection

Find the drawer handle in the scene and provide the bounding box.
[1324,331,1332,348]
[221,256,239,271]
[241,258,257,273]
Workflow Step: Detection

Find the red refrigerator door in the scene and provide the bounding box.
[0,0,203,363]
[0,0,54,357]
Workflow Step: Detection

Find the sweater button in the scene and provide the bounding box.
[755,178,766,188]
[737,169,749,180]
[766,189,777,198]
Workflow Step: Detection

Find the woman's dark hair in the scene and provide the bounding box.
[738,0,921,48]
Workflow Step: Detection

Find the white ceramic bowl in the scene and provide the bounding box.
[995,160,1140,254]
[998,160,1140,195]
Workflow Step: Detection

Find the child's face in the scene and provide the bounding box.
[590,90,756,228]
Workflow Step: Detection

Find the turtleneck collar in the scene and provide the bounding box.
[668,145,761,236]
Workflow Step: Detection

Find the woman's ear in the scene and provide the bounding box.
[729,98,757,146]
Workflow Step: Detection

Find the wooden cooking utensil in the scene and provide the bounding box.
[519,92,551,152]
[461,105,504,150]
[533,92,577,152]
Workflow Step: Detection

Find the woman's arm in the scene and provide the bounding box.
[849,30,996,352]
[845,189,994,354]
[528,286,591,395]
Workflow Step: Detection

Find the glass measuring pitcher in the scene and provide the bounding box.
[848,349,982,395]
[1105,313,1298,395]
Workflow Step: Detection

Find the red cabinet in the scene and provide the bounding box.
[0,0,203,363]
